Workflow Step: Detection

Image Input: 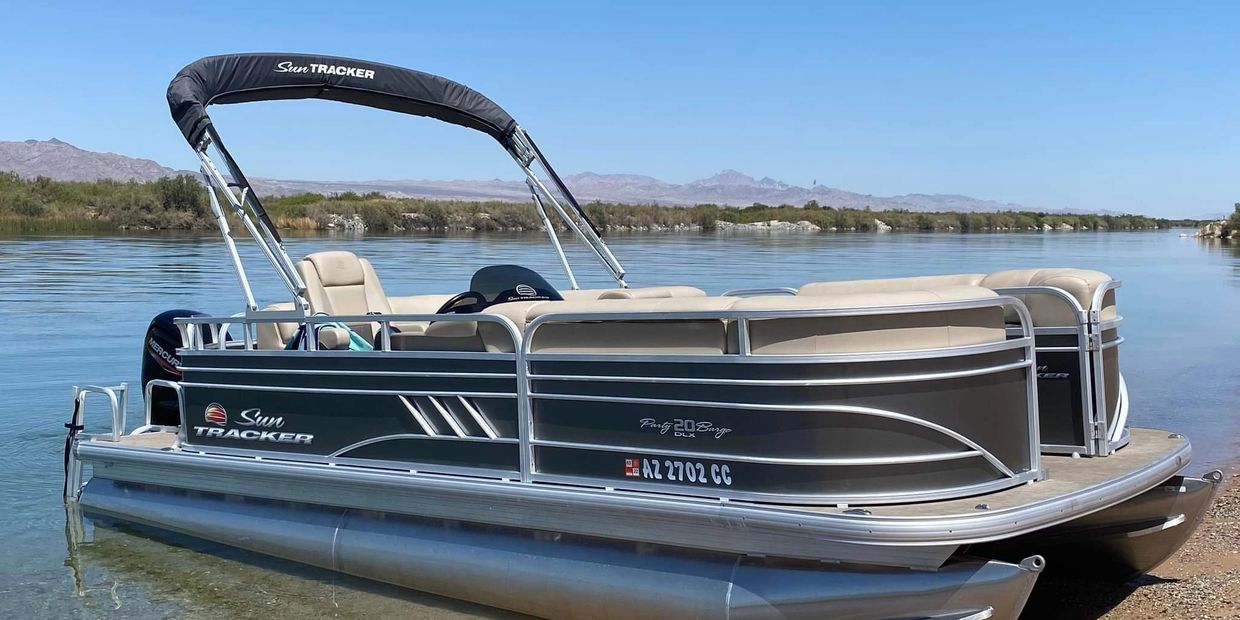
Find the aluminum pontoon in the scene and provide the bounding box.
[63,53,1220,620]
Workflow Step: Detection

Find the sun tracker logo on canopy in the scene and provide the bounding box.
[273,61,376,80]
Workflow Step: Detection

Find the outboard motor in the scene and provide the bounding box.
[141,309,210,426]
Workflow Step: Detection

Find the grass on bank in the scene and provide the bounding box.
[0,172,1205,234]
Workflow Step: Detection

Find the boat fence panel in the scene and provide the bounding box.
[518,297,1042,504]
[168,298,1042,505]
[173,313,525,476]
[523,347,1037,504]
[993,282,1124,456]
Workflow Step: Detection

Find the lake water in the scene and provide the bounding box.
[1,230,1237,618]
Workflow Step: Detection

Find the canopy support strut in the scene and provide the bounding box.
[201,169,258,311]
[510,127,627,288]
[197,136,310,312]
[527,182,579,290]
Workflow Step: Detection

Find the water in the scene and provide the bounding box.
[1,230,1237,618]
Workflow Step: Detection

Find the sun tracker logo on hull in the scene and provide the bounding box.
[205,403,227,426]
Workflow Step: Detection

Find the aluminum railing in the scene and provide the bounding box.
[163,295,1041,504]
[992,281,1124,455]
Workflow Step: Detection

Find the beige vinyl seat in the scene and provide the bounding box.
[254,302,360,351]
[558,286,707,301]
[797,274,985,296]
[295,251,393,344]
[798,269,1117,328]
[255,302,299,350]
[396,287,709,353]
[296,251,458,343]
[396,286,1004,356]
[252,251,449,349]
[979,268,1117,326]
[524,296,739,354]
[735,285,1006,354]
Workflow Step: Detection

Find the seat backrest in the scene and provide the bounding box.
[798,274,985,296]
[524,297,738,354]
[255,302,299,350]
[734,286,1005,354]
[296,251,393,342]
[980,268,1116,326]
[558,286,707,301]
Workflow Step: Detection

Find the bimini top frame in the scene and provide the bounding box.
[167,53,626,310]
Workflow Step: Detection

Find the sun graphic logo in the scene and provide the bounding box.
[204,403,228,426]
[515,284,537,297]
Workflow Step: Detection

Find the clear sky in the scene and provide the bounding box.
[1,1,1237,217]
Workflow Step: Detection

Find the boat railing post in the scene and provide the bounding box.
[116,383,128,440]
[516,318,534,483]
[142,379,184,431]
[736,317,752,356]
[306,315,319,352]
[1006,297,1042,477]
[70,384,128,443]
[1088,280,1123,454]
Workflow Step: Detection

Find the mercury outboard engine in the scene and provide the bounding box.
[141,309,211,426]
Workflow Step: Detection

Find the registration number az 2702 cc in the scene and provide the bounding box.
[625,457,733,486]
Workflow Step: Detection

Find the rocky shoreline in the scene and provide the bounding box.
[1190,204,1240,240]
[321,214,1151,234]
[1193,219,1239,240]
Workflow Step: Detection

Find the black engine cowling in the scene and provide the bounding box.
[141,309,209,426]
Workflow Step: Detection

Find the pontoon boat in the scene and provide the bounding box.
[63,53,1220,619]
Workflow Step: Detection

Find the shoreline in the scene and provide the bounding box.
[1024,466,1240,619]
[0,219,1194,237]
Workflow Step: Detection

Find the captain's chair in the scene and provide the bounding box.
[296,251,393,343]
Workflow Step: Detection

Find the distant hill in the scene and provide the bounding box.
[2,138,1038,213]
[0,139,191,182]
[254,168,1037,212]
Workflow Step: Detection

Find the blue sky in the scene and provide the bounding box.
[1,1,1237,217]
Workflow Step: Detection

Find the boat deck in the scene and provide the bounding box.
[114,432,180,449]
[852,428,1184,516]
[79,427,1191,569]
[101,427,1186,516]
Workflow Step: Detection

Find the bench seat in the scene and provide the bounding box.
[395,285,1007,356]
[734,286,1005,355]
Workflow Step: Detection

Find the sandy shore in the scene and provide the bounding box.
[1022,470,1240,619]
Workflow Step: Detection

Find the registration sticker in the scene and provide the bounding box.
[624,457,733,486]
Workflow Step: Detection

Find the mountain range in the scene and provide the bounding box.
[2,138,1039,213]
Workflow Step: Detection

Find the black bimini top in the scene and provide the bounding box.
[167,53,519,150]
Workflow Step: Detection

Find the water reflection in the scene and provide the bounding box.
[1197,238,1240,281]
[60,512,521,619]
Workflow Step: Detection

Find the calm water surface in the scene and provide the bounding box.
[1,230,1237,618]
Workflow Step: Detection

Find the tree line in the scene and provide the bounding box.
[0,172,1205,234]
